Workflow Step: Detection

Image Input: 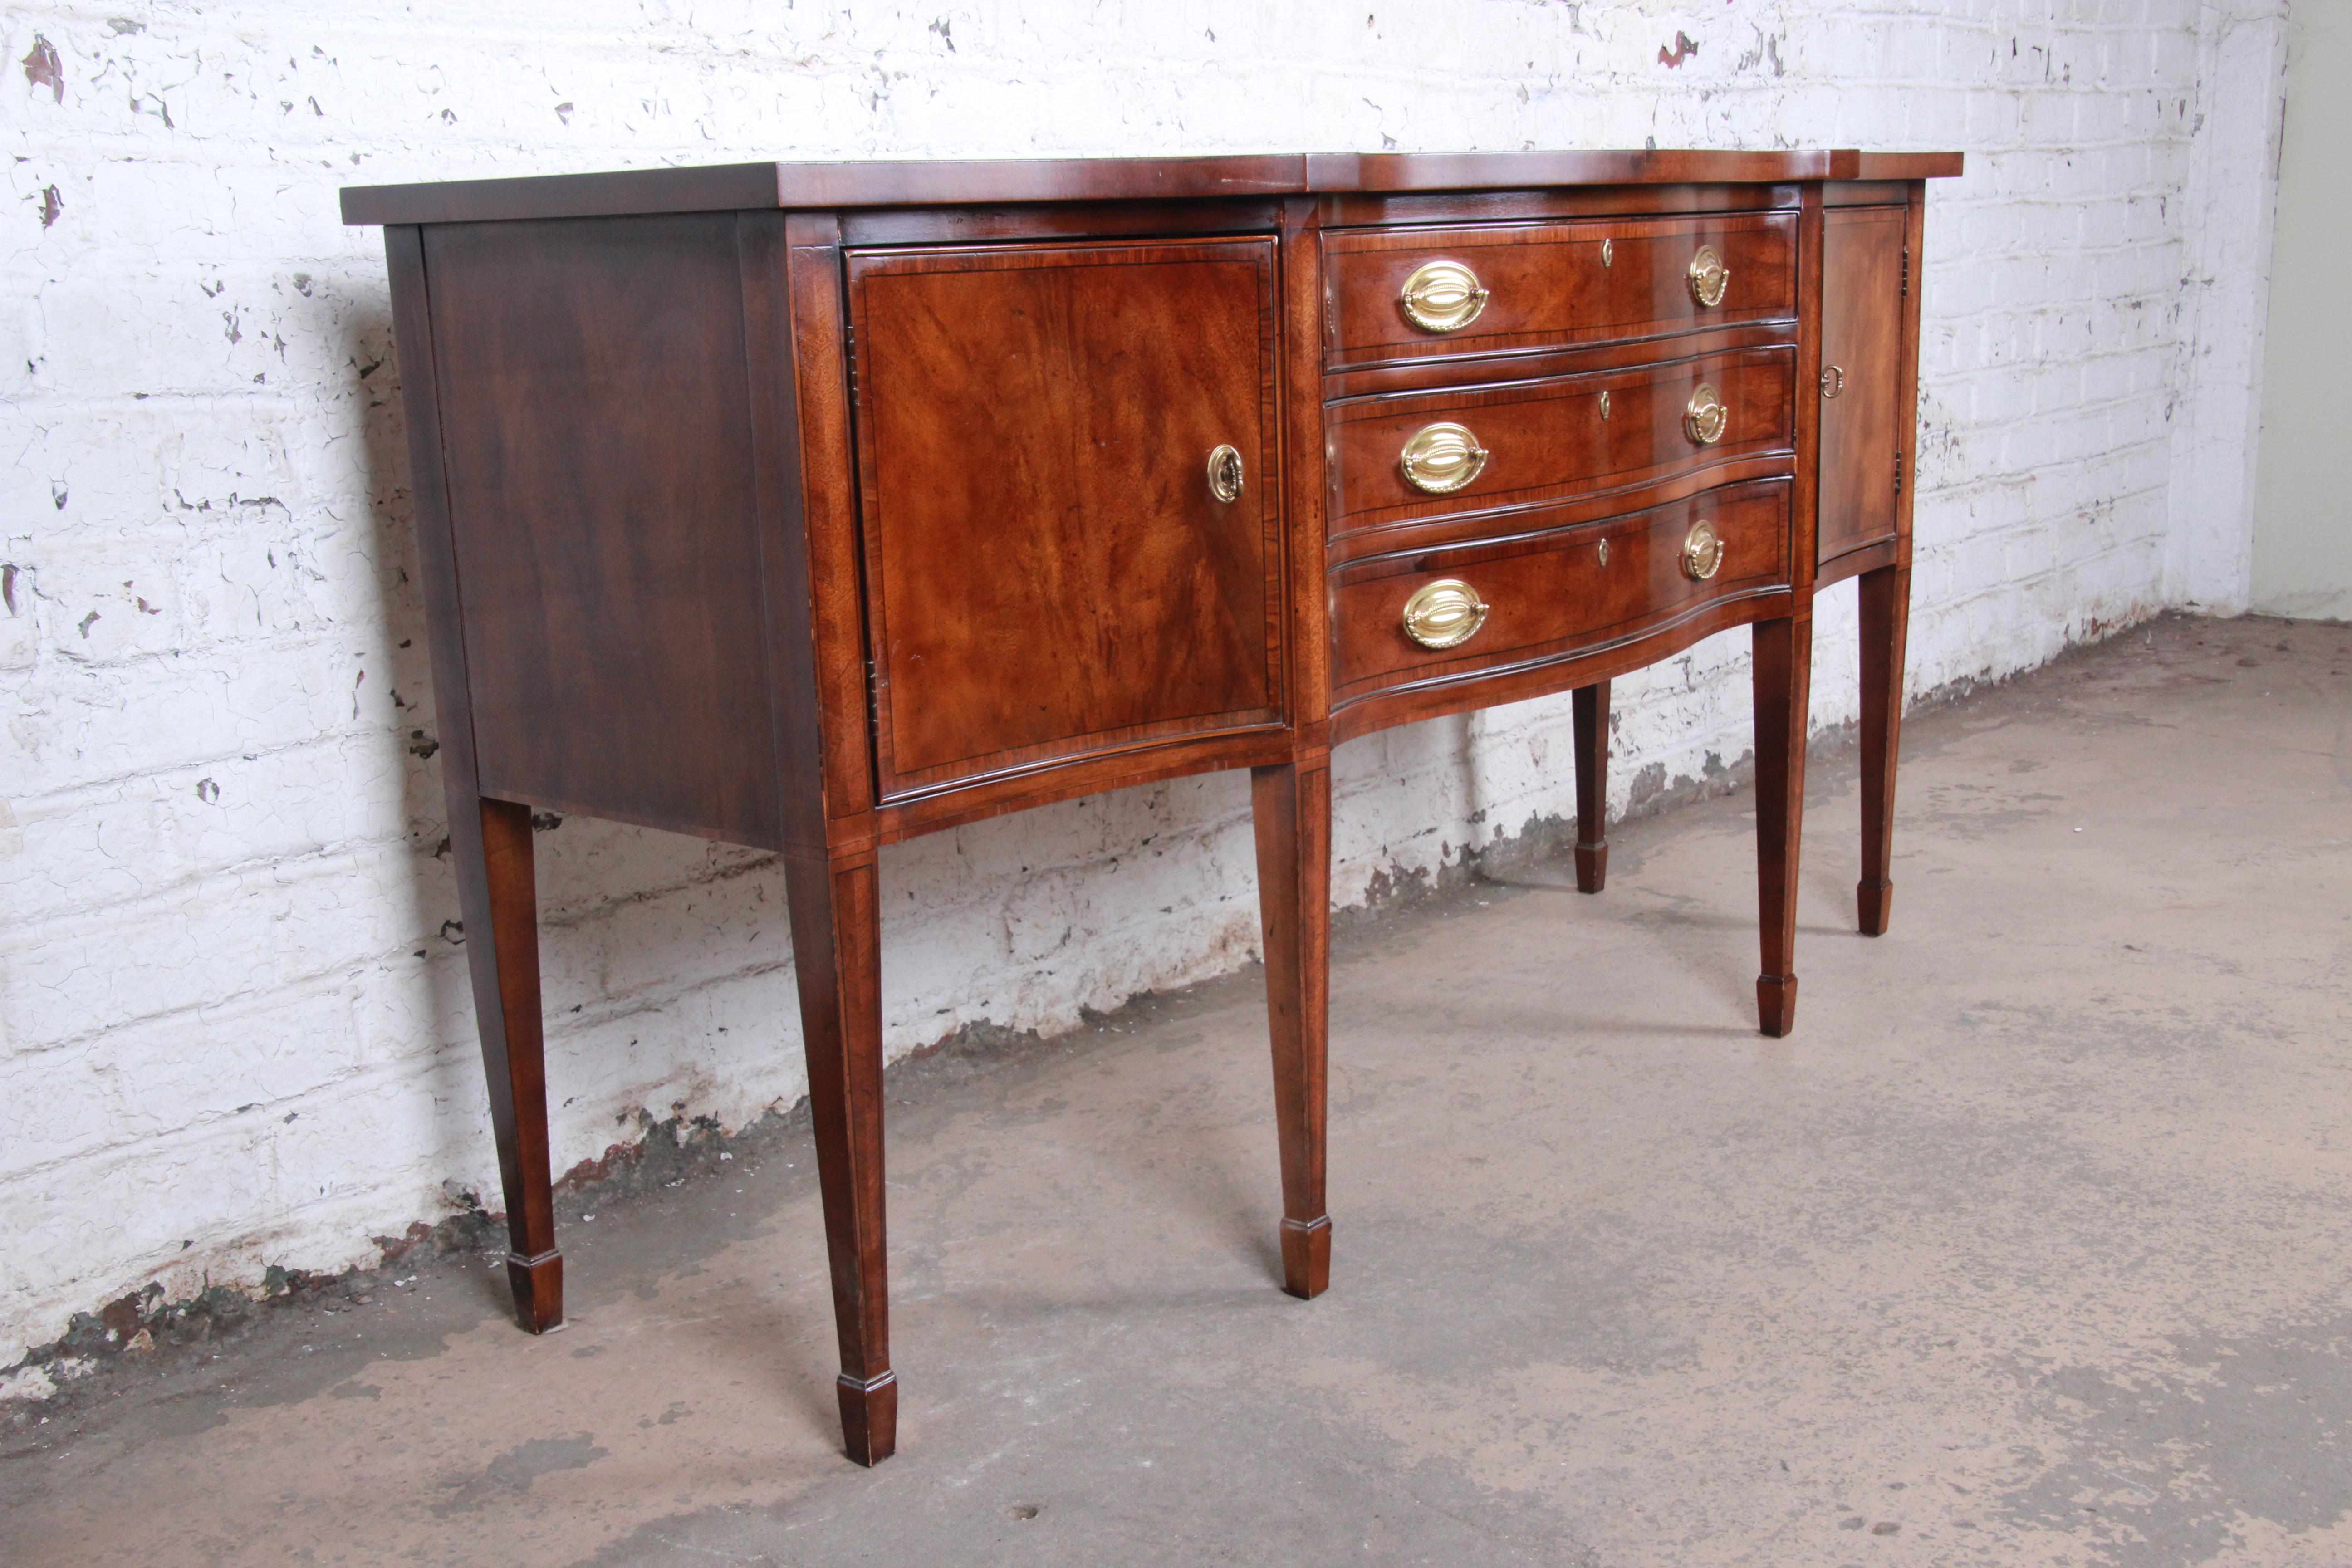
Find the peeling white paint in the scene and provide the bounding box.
[0,0,2288,1373]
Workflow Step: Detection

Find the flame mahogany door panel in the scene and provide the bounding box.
[846,239,1285,802]
[1818,205,1907,566]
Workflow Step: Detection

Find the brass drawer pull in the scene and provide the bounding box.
[1683,383,1727,446]
[1819,364,1845,399]
[1399,421,1489,494]
[1688,244,1729,308]
[1398,259,1489,333]
[1206,444,1245,502]
[1401,578,1490,650]
[1681,520,1725,581]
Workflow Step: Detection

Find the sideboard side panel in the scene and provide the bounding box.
[422,214,781,846]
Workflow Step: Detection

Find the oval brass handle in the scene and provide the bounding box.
[1683,383,1728,446]
[1401,578,1490,650]
[1206,444,1245,503]
[1819,364,1845,399]
[1688,244,1730,308]
[1399,259,1490,333]
[1681,520,1725,581]
[1399,422,1489,494]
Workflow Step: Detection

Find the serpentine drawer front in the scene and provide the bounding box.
[343,147,1959,1469]
[1324,210,1799,366]
[1330,480,1793,706]
[1328,348,1796,538]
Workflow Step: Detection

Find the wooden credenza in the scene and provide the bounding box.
[344,149,1960,1465]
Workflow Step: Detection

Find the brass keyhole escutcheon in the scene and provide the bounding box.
[1597,538,1610,567]
[1681,520,1724,581]
[1206,444,1245,503]
[1399,422,1489,494]
[1598,389,1612,421]
[1401,578,1490,650]
[1600,237,1613,268]
[1819,364,1846,399]
[1688,244,1730,308]
[1683,383,1728,446]
[1398,259,1490,333]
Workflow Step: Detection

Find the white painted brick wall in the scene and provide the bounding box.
[0,0,2287,1371]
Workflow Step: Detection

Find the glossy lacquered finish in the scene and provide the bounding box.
[351,148,1958,1468]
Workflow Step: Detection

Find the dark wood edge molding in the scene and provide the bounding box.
[342,151,1965,226]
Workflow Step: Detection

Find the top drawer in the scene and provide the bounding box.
[1324,211,1797,368]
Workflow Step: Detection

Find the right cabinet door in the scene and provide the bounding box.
[1818,205,1907,565]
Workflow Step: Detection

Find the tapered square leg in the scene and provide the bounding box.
[1752,614,1813,1039]
[1857,563,1911,936]
[1252,760,1333,1300]
[784,848,895,1465]
[452,796,563,1333]
[1571,681,1610,893]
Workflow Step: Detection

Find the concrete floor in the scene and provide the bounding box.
[5,612,2349,1567]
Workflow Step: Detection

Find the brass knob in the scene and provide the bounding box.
[1683,383,1727,446]
[1401,578,1490,650]
[1399,422,1489,494]
[1688,244,1730,308]
[1819,364,1845,399]
[1398,260,1489,333]
[1206,444,1244,503]
[1681,520,1724,581]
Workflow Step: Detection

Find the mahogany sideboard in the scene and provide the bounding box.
[343,149,1961,1465]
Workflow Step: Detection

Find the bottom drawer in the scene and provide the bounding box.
[1332,479,1791,704]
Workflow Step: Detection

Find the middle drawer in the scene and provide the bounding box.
[1328,346,1794,539]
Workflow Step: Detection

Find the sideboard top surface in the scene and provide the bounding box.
[341,149,1963,227]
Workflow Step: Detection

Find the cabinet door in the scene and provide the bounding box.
[1818,206,1907,565]
[848,239,1282,800]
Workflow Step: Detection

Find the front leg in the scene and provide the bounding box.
[1751,613,1814,1037]
[1856,564,1911,935]
[784,848,896,1466]
[451,796,563,1331]
[1252,759,1332,1299]
[1571,681,1610,893]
